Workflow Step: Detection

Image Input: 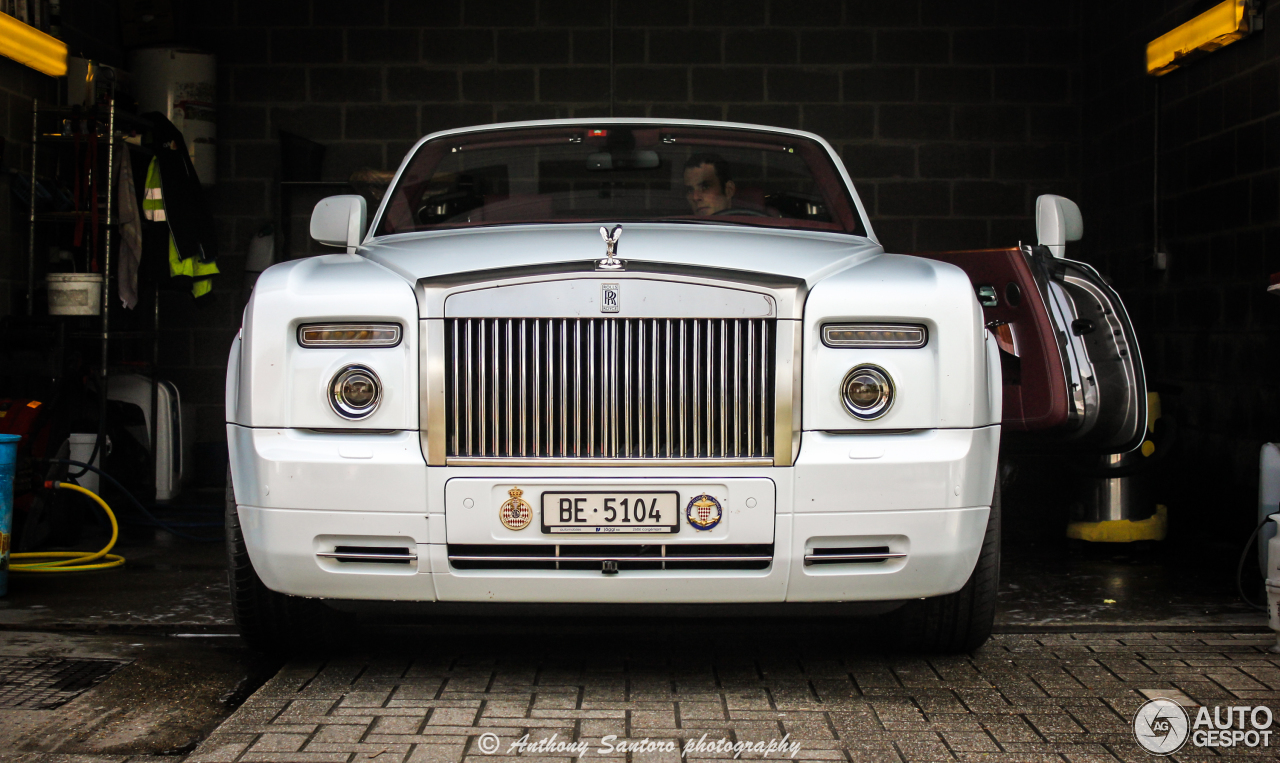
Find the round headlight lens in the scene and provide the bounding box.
[840,365,894,420]
[330,364,382,420]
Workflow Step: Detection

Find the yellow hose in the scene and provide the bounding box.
[10,481,126,572]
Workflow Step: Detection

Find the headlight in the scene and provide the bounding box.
[822,323,926,348]
[329,364,382,420]
[840,364,894,420]
[299,323,402,348]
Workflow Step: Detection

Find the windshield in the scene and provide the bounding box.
[375,124,864,236]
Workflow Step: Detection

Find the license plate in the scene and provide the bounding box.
[541,491,680,534]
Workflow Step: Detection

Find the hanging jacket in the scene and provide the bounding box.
[142,112,218,264]
[116,151,143,309]
[143,157,219,298]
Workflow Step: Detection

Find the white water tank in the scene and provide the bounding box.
[130,47,217,186]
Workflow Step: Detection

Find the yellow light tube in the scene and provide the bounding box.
[1147,0,1250,76]
[0,13,67,77]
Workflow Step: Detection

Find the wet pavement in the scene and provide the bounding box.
[0,630,277,761]
[0,536,233,633]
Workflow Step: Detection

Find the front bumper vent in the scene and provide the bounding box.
[448,543,772,571]
[318,545,418,565]
[803,546,905,566]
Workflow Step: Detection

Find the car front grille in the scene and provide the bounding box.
[447,543,773,571]
[444,318,775,461]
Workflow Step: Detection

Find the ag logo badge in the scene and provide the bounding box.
[686,494,723,531]
[499,487,532,531]
[1132,697,1189,755]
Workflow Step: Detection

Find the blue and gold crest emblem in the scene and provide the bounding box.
[686,493,723,530]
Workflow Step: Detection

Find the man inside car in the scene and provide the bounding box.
[683,153,737,215]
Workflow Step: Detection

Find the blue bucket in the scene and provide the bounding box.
[0,433,20,596]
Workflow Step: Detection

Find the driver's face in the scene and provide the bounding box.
[683,163,735,215]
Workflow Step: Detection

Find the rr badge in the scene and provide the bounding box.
[499,487,533,531]
[686,493,723,531]
[600,283,620,313]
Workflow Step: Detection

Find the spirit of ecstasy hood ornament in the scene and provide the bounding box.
[597,225,624,270]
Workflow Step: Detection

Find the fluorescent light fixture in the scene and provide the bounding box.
[0,14,67,77]
[1147,0,1253,76]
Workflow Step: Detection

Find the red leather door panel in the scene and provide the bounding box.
[914,248,1069,431]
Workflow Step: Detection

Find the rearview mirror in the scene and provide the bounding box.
[1035,195,1083,259]
[310,195,367,253]
[586,151,661,171]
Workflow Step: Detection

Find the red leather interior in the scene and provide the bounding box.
[913,247,1069,432]
[731,186,781,216]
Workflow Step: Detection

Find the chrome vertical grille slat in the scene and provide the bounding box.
[720,319,728,458]
[610,320,619,458]
[665,320,673,459]
[532,320,540,456]
[445,318,774,462]
[737,317,747,455]
[624,321,632,458]
[578,318,583,455]
[451,320,460,455]
[746,320,754,457]
[477,320,486,455]
[588,322,595,457]
[505,320,513,457]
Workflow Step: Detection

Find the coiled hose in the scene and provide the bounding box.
[51,459,222,542]
[10,481,126,572]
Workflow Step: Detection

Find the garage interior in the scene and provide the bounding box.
[0,0,1278,759]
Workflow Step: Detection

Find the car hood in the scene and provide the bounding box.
[359,223,883,286]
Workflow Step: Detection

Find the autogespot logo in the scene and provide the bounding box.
[1133,698,1190,755]
[1133,699,1276,754]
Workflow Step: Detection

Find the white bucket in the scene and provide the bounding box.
[67,433,105,495]
[47,273,103,316]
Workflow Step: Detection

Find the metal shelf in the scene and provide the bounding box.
[33,212,118,224]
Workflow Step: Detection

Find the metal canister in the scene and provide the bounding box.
[0,433,20,596]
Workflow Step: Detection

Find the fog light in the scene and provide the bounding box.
[330,365,382,420]
[840,365,893,420]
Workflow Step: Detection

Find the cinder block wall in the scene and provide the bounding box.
[179,0,1082,471]
[1078,0,1280,537]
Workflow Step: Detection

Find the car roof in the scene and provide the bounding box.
[415,117,836,147]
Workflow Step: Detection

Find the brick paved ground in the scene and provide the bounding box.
[181,630,1280,763]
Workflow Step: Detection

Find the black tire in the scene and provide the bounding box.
[888,476,1001,653]
[225,466,349,654]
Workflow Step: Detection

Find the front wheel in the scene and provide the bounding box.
[225,466,349,654]
[887,477,1001,653]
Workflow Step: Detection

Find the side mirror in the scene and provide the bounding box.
[1035,194,1083,258]
[310,195,367,254]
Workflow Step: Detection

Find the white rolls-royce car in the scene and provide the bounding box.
[226,119,1144,652]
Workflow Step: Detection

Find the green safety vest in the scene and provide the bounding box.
[143,158,218,298]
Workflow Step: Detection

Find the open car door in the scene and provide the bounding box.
[915,243,1146,454]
